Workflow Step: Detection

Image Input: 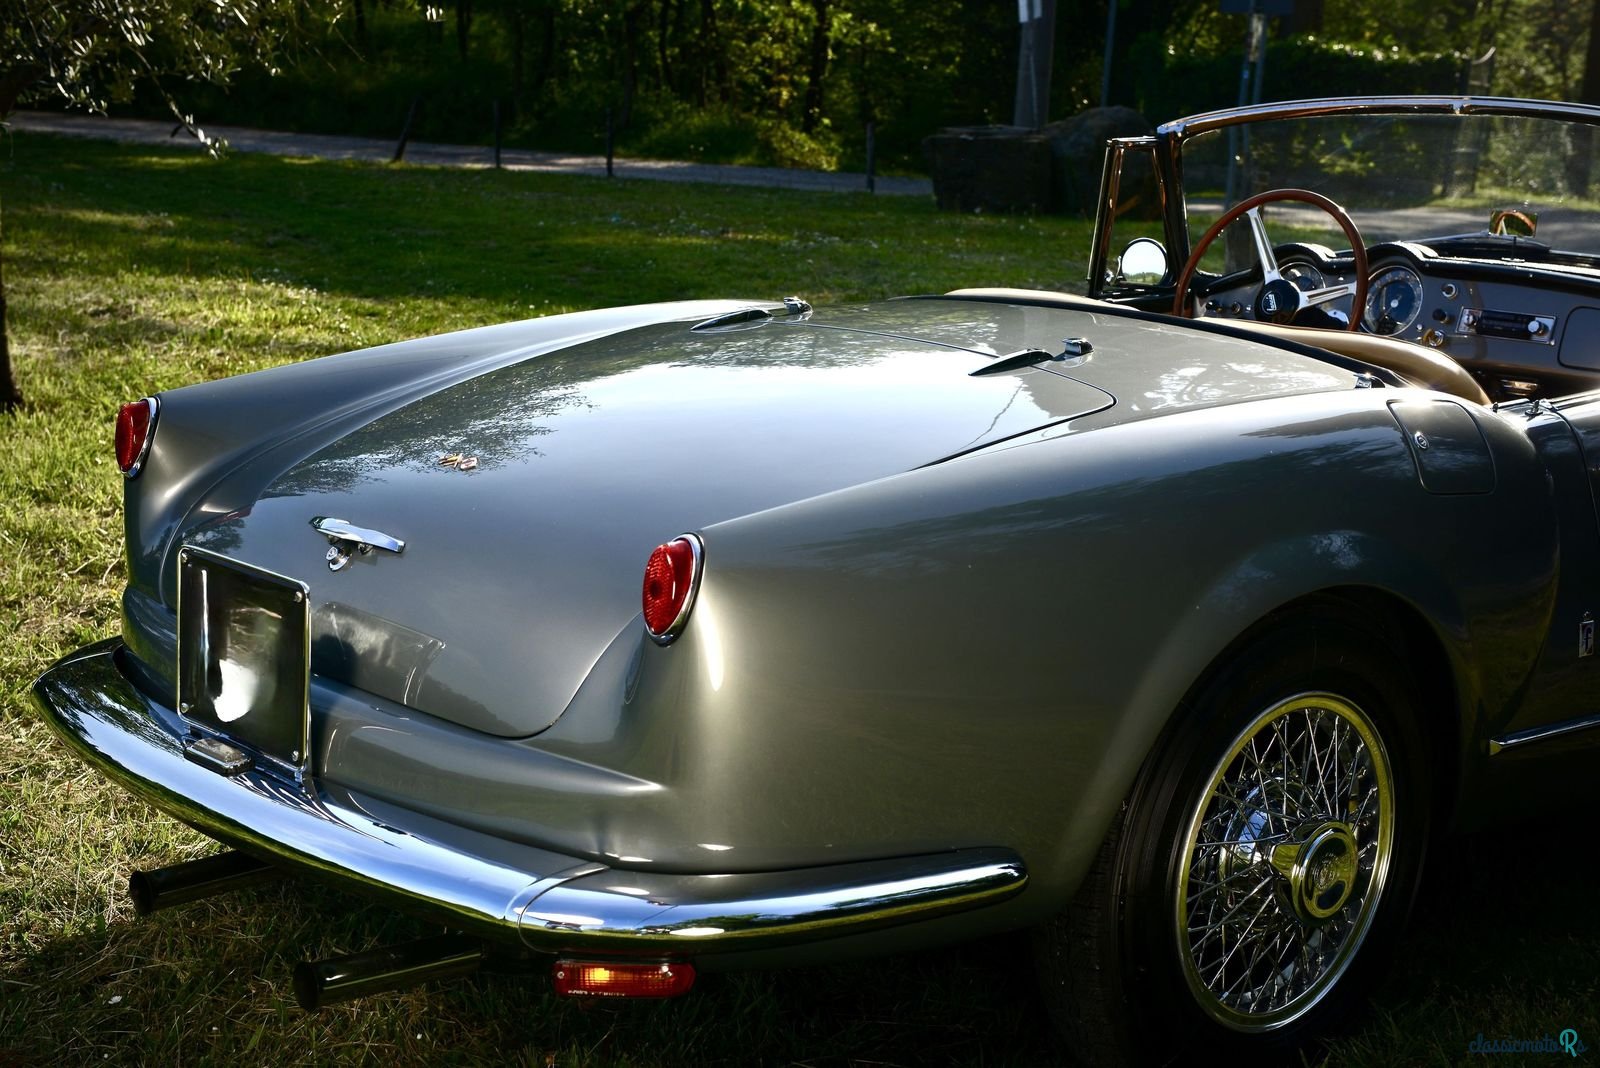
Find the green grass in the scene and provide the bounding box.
[2,136,1598,1065]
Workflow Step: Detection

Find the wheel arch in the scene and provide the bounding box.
[1047,585,1447,1058]
[1174,586,1465,834]
[1047,530,1495,898]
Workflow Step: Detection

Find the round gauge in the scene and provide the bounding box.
[1362,265,1424,336]
[1283,262,1324,293]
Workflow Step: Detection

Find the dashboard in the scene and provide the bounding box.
[1197,240,1600,401]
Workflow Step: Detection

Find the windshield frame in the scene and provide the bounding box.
[1089,95,1600,305]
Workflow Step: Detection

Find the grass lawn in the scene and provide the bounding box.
[2,135,1597,1065]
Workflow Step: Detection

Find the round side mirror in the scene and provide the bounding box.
[1117,238,1169,286]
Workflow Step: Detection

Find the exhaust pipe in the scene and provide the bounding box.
[128,851,283,915]
[293,934,485,1010]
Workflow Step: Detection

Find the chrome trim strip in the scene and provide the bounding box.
[1487,712,1600,755]
[310,517,405,555]
[519,850,1027,951]
[32,639,1028,951]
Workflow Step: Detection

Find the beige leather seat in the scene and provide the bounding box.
[945,288,1491,407]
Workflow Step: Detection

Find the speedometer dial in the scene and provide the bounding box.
[1283,262,1324,292]
[1362,265,1423,336]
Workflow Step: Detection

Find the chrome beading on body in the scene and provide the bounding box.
[1488,710,1600,754]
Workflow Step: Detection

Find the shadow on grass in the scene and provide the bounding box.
[5,809,1600,1065]
[3,136,1089,317]
[0,873,1060,1066]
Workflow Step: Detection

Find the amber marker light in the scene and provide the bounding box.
[115,397,159,477]
[641,534,703,643]
[552,960,697,998]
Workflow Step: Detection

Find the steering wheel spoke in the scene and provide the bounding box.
[1173,189,1369,333]
[1245,208,1283,284]
[1299,280,1358,311]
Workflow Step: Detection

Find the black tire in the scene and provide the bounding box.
[1034,607,1433,1066]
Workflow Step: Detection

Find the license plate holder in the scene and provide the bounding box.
[176,546,311,773]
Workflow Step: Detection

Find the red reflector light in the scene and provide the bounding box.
[641,534,702,642]
[115,397,158,477]
[552,960,696,999]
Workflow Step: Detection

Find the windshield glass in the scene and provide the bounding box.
[1180,109,1600,261]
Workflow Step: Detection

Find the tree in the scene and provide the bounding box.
[801,0,832,134]
[0,0,320,413]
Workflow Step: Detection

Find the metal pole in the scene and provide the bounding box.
[1100,0,1117,108]
[866,121,876,194]
[1013,0,1056,128]
[1249,12,1267,105]
[1223,3,1258,206]
[605,107,615,178]
[493,99,502,169]
[393,95,421,163]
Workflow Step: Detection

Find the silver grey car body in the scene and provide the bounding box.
[31,96,1600,1042]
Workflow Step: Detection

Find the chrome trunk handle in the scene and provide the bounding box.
[311,517,405,571]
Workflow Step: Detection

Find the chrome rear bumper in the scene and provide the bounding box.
[32,638,1027,955]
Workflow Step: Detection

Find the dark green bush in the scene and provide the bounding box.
[1131,35,1467,123]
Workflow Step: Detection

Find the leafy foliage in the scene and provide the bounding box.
[0,0,324,124]
[152,0,1025,172]
[0,0,330,411]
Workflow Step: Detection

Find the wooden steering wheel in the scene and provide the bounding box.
[1171,188,1370,331]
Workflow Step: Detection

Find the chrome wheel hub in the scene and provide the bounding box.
[1175,693,1394,1032]
[1271,821,1359,924]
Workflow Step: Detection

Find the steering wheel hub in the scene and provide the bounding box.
[1254,277,1303,324]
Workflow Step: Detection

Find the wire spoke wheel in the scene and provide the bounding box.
[1175,691,1395,1032]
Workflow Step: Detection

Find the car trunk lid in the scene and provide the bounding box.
[180,318,1115,737]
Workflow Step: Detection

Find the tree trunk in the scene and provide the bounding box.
[533,4,557,97]
[801,0,830,134]
[698,0,727,104]
[511,7,526,103]
[0,192,21,413]
[456,0,473,60]
[657,0,673,92]
[619,1,643,128]
[1570,0,1600,194]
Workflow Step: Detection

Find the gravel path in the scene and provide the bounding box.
[6,110,933,197]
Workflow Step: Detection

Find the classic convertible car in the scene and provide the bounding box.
[32,95,1600,1063]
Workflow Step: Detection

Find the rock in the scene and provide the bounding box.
[923,126,1053,214]
[1041,106,1154,216]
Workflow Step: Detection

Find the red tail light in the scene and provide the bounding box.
[115,397,158,477]
[552,960,696,998]
[642,534,703,643]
